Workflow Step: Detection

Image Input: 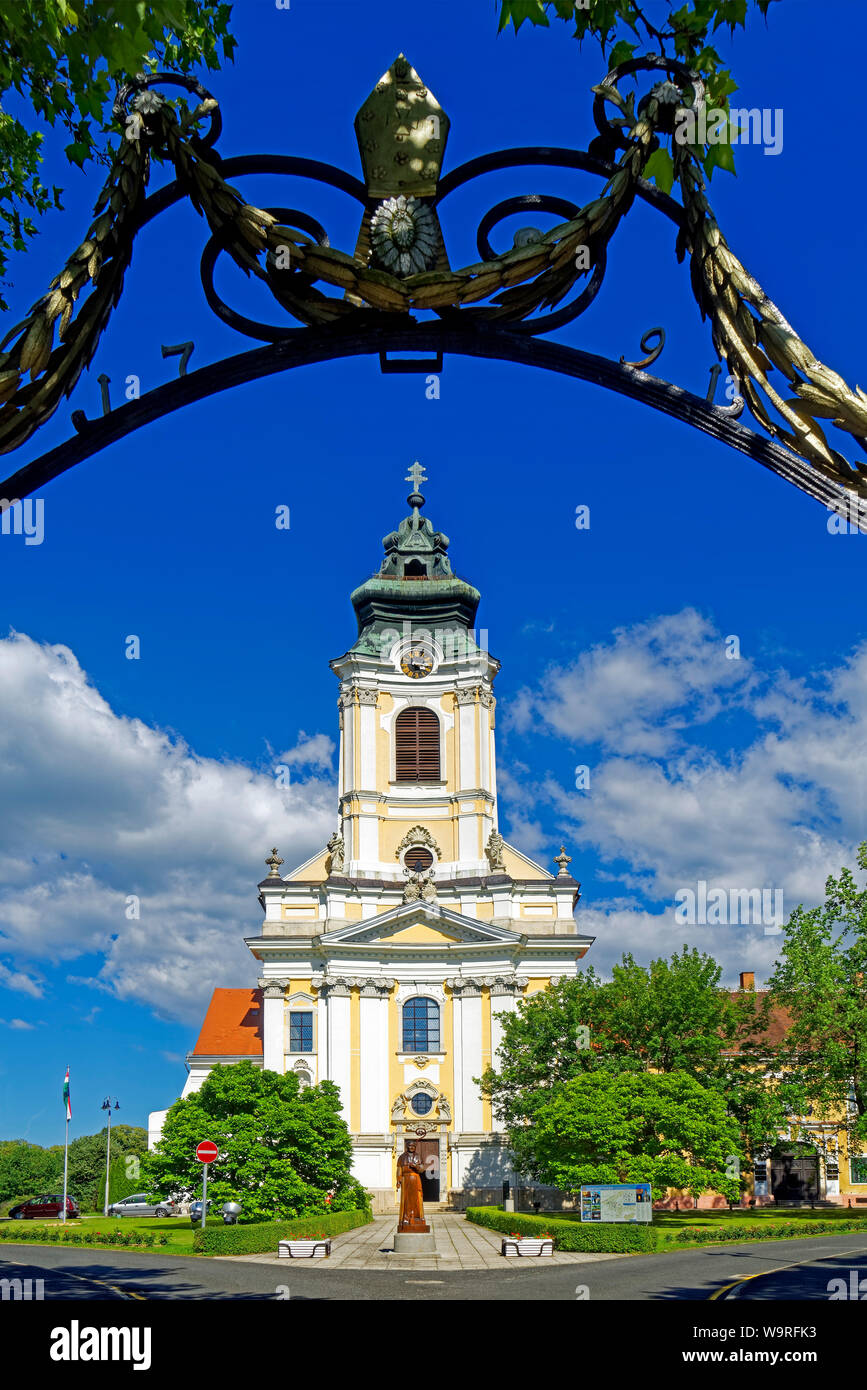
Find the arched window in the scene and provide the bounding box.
[394,707,440,782]
[402,997,440,1052]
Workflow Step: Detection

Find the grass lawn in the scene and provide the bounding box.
[652,1207,867,1246]
[499,1205,867,1251]
[528,1206,865,1225]
[0,1214,212,1253]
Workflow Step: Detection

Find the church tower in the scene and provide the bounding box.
[162,469,594,1209]
[333,460,499,886]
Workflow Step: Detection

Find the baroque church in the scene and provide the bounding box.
[149,466,593,1209]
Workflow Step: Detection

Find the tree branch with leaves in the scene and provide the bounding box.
[0,0,236,309]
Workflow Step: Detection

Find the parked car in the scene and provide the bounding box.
[8,1194,79,1220]
[107,1193,178,1218]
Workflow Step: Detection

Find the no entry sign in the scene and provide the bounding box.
[196,1141,218,1163]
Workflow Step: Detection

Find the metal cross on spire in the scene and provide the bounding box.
[405,462,428,530]
[405,461,427,495]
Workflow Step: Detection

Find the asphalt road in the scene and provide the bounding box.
[2,1233,867,1300]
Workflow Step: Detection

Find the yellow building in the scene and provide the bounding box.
[152,467,592,1209]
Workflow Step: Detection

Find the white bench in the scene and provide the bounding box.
[277,1238,331,1259]
[501,1236,554,1258]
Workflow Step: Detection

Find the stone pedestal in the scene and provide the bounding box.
[393,1229,437,1255]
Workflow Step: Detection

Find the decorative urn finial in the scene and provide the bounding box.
[554,846,572,878]
[265,847,284,878]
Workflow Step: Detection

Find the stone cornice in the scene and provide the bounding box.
[247,936,594,955]
[310,973,397,997]
[454,685,495,707]
[445,974,529,995]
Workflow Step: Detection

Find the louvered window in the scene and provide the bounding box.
[395,707,440,782]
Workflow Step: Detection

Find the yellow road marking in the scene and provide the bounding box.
[709,1243,867,1300]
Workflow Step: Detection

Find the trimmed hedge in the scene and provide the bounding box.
[465,1207,656,1253]
[670,1218,867,1245]
[0,1224,167,1249]
[193,1207,372,1255]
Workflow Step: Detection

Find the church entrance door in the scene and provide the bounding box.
[406,1139,440,1201]
[770,1154,819,1202]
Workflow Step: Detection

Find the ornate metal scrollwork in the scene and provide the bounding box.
[1,53,866,514]
[201,205,331,342]
[620,327,665,371]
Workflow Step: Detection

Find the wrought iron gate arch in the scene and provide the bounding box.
[0,55,863,522]
[0,320,847,510]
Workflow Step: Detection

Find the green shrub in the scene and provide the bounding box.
[465,1206,656,1253]
[0,1224,167,1249]
[194,1207,372,1255]
[670,1219,867,1245]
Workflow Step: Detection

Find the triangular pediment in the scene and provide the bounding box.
[321,900,522,945]
[387,923,463,944]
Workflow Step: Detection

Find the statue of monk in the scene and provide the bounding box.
[396,1142,428,1231]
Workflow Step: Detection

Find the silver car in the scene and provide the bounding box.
[108,1192,178,1218]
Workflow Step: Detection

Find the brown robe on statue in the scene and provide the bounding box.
[397,1147,427,1230]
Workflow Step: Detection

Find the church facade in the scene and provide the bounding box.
[149,467,593,1209]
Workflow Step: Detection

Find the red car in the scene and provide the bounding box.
[8,1194,79,1220]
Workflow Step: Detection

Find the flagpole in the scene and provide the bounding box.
[61,1065,69,1224]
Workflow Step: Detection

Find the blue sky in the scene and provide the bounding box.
[3,0,867,1145]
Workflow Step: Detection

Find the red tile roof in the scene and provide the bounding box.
[727,990,794,1049]
[191,988,263,1057]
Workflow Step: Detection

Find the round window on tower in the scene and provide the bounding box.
[411,1092,434,1116]
[404,845,433,872]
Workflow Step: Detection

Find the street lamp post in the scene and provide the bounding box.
[102,1097,120,1218]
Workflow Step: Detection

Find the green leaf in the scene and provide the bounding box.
[644,147,675,194]
[704,139,737,178]
[608,39,636,68]
[498,0,549,33]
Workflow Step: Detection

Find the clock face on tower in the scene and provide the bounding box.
[400,644,435,679]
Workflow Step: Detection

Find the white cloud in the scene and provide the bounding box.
[0,1018,35,1030]
[507,608,751,755]
[0,961,44,997]
[0,633,336,1024]
[275,730,335,771]
[574,903,785,990]
[500,611,867,969]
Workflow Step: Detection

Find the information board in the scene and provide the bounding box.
[579,1183,652,1223]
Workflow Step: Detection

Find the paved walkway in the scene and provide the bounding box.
[215,1213,625,1272]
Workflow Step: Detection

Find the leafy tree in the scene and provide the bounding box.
[767,844,867,1151]
[497,1,778,185]
[480,947,788,1173]
[0,1139,62,1204]
[0,1,237,304]
[0,1126,146,1209]
[106,1149,146,1205]
[143,1061,369,1223]
[66,1123,147,1210]
[509,1069,742,1200]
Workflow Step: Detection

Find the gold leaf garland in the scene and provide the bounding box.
[674,143,867,497]
[0,75,865,507]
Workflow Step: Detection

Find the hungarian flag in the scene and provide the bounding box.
[62,1066,71,1122]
